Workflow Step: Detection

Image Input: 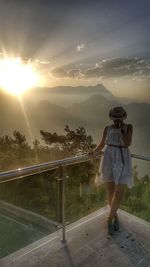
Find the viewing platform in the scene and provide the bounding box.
[1,207,150,267]
[0,153,150,267]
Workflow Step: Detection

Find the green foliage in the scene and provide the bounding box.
[65,171,106,223]
[0,170,59,221]
[0,131,31,170]
[121,167,150,221]
[64,125,94,153]
[40,130,66,148]
[0,125,95,171]
[40,125,95,155]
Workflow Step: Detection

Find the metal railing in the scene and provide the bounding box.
[0,152,150,242]
[0,152,149,184]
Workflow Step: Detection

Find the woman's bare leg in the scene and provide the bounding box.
[106,181,115,207]
[108,184,125,220]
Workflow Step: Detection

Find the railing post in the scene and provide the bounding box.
[58,164,66,243]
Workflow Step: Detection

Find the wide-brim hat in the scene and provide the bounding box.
[109,106,127,120]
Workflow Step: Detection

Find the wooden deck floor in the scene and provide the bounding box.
[1,207,150,267]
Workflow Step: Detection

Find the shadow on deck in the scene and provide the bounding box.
[1,207,150,267]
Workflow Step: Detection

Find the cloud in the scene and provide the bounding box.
[93,58,150,80]
[51,68,68,78]
[34,59,50,65]
[77,44,85,52]
[67,69,81,78]
[50,57,150,81]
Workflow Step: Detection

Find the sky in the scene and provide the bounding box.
[0,0,150,102]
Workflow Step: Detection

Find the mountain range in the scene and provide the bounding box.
[0,84,150,164]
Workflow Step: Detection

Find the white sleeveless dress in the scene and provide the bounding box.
[96,125,134,188]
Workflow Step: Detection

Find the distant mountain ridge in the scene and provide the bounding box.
[31,84,110,95]
[26,84,143,106]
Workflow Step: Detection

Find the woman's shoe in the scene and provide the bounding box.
[108,223,114,235]
[113,215,119,231]
[107,221,114,235]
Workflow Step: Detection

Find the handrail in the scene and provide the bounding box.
[130,153,150,161]
[0,152,149,184]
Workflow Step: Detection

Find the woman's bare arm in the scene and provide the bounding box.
[121,124,133,147]
[92,126,108,154]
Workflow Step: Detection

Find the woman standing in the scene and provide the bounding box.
[89,106,133,235]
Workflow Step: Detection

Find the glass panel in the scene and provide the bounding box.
[0,168,59,258]
[65,158,106,224]
[121,158,150,222]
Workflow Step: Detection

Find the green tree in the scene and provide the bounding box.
[40,125,95,155]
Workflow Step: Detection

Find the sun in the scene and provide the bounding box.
[0,57,39,95]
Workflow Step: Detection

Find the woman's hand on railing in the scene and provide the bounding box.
[88,149,103,157]
[88,150,97,157]
[88,151,93,157]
